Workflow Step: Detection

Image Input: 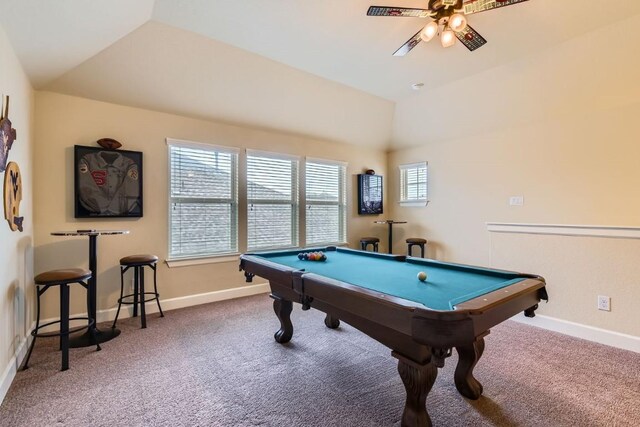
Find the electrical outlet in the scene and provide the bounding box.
[509,196,524,206]
[597,295,611,311]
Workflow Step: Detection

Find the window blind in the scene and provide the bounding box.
[168,143,238,258]
[247,151,299,250]
[399,162,428,205]
[306,159,347,245]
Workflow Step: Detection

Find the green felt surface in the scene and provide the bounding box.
[257,248,525,311]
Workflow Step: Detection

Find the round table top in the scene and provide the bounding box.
[373,220,407,224]
[51,229,130,236]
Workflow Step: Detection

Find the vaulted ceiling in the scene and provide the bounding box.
[2,0,640,148]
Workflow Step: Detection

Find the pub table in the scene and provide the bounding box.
[50,229,129,347]
[373,220,407,254]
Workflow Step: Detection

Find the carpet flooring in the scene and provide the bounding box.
[1,294,639,426]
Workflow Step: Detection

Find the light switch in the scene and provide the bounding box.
[509,196,524,206]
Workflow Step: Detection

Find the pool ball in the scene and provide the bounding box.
[298,253,304,260]
[417,271,427,282]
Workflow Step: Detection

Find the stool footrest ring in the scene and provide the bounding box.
[31,317,95,338]
[117,292,160,305]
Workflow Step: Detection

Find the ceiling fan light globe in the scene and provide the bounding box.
[420,21,439,42]
[441,29,456,48]
[449,13,467,32]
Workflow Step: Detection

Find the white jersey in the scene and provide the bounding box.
[78,151,140,215]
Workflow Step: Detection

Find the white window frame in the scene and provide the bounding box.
[246,149,300,251]
[399,161,428,207]
[166,138,239,261]
[305,157,348,246]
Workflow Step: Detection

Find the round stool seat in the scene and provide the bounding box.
[35,268,92,285]
[406,238,427,244]
[120,254,159,266]
[360,237,380,243]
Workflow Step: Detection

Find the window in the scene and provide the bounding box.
[247,150,299,250]
[168,140,238,259]
[306,159,347,245]
[399,162,428,207]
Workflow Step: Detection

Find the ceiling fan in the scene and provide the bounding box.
[367,0,529,56]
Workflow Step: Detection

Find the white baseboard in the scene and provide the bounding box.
[512,313,640,353]
[0,333,31,406]
[95,281,270,323]
[96,283,270,322]
[0,282,269,405]
[30,282,270,330]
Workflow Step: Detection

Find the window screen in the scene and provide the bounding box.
[306,159,347,245]
[399,162,428,206]
[247,151,299,250]
[168,142,238,258]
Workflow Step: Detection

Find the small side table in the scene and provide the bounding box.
[51,229,129,347]
[373,220,407,254]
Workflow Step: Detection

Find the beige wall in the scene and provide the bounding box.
[490,232,640,337]
[46,21,395,150]
[0,26,34,390]
[33,91,387,319]
[388,17,640,337]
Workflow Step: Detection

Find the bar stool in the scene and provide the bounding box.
[360,237,380,252]
[23,268,100,371]
[113,254,164,329]
[406,238,428,258]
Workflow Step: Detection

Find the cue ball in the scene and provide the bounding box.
[417,271,427,282]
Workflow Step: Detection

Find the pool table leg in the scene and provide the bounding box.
[271,294,294,344]
[393,351,437,427]
[324,314,340,329]
[454,336,485,400]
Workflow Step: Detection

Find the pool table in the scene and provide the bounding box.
[239,247,547,427]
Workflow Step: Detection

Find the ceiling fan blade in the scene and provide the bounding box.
[462,0,529,15]
[367,6,433,18]
[393,30,423,56]
[455,25,487,51]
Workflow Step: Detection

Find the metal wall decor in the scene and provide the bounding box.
[1,94,23,232]
[1,95,17,172]
[3,161,23,232]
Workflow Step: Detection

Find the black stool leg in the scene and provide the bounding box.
[420,244,425,258]
[112,266,125,328]
[360,242,365,250]
[133,266,139,318]
[139,266,147,329]
[152,264,164,317]
[374,243,379,252]
[60,283,70,371]
[407,244,412,257]
[22,286,43,370]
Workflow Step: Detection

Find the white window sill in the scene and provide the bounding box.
[166,254,240,268]
[306,242,349,248]
[166,243,349,268]
[399,200,429,207]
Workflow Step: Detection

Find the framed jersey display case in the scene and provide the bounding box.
[74,145,143,218]
[357,173,383,215]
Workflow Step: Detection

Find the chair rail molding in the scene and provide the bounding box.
[486,222,640,239]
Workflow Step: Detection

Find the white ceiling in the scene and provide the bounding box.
[0,0,154,87]
[150,0,640,101]
[2,0,640,148]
